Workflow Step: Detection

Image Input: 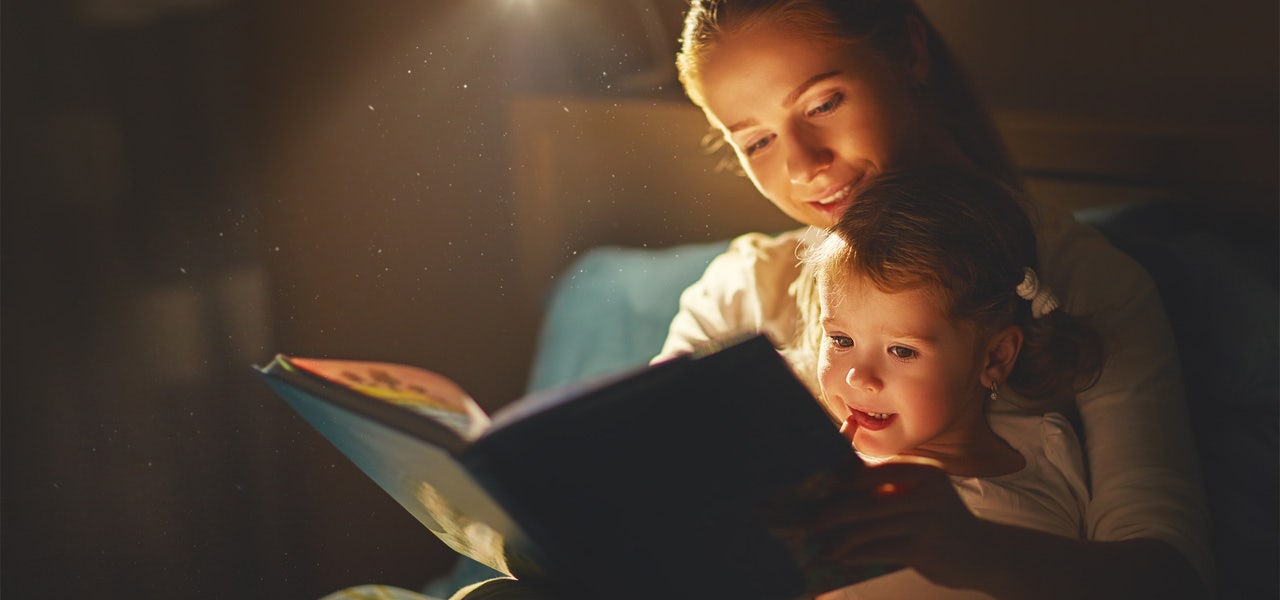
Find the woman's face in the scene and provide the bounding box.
[694,20,959,229]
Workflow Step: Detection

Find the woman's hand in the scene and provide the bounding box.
[801,460,996,591]
[765,459,1212,600]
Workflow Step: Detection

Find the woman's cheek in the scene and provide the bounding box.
[744,154,785,201]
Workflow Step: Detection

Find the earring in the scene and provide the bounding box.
[989,382,999,402]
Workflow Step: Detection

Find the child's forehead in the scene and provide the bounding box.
[819,269,925,298]
[819,271,951,317]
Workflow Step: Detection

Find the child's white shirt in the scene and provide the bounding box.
[827,412,1088,600]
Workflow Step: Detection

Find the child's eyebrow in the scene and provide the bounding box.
[885,329,938,345]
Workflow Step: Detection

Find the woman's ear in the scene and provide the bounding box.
[980,325,1023,389]
[904,15,930,87]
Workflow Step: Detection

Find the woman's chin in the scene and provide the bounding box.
[805,208,841,229]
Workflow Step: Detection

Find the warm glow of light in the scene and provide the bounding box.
[500,0,539,11]
[874,483,900,497]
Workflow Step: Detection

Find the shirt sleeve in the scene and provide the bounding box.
[653,228,812,363]
[1032,201,1215,586]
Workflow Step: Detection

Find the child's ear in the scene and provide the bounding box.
[980,325,1023,389]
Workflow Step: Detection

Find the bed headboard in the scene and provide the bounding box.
[507,95,791,303]
[507,94,1275,304]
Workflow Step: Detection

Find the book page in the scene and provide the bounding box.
[288,357,490,443]
[263,376,535,576]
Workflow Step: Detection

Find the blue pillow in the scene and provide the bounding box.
[526,240,730,393]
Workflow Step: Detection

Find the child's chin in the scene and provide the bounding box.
[852,437,898,461]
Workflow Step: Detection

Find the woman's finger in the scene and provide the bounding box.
[822,532,916,568]
[849,460,949,489]
[803,476,961,529]
[816,512,927,560]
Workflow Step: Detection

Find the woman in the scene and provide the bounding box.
[655,0,1212,598]
[343,2,1214,598]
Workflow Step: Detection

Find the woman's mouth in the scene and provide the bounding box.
[815,183,854,205]
[807,181,858,221]
[844,408,897,432]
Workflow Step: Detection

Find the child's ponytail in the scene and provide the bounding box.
[1004,268,1105,405]
[1008,307,1105,405]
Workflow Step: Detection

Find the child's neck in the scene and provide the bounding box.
[899,421,1025,478]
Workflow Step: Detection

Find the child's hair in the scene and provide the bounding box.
[803,169,1104,406]
[676,0,1020,191]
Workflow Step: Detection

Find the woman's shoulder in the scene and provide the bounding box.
[718,226,817,262]
[655,226,816,362]
[697,226,816,291]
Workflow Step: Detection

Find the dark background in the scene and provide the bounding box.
[3,1,1275,598]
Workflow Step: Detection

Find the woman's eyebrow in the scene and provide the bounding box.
[783,70,842,107]
[724,70,844,133]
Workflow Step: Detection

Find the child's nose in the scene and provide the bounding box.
[845,365,880,392]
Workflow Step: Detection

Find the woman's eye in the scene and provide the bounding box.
[888,346,918,360]
[829,335,854,348]
[744,134,774,156]
[807,92,844,117]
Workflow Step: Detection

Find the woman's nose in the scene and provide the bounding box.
[785,125,832,185]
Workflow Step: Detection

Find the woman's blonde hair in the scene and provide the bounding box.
[676,0,1021,191]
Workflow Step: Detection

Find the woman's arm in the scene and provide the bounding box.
[972,521,1209,600]
[802,463,1210,600]
[1032,204,1214,584]
[653,228,814,363]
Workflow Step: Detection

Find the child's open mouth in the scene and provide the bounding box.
[846,408,897,431]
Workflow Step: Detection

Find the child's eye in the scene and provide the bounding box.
[807,92,844,117]
[829,335,854,348]
[888,346,918,360]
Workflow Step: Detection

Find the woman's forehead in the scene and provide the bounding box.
[697,29,883,123]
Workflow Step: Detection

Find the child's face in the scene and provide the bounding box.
[691,20,950,229]
[816,274,989,460]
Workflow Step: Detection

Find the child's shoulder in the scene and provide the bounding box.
[986,411,1080,458]
[985,411,1088,493]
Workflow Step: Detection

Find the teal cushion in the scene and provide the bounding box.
[526,240,730,393]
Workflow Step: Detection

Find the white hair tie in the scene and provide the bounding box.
[1016,267,1060,318]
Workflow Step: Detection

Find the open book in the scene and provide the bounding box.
[257,334,894,598]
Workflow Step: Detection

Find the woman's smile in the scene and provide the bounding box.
[804,178,860,222]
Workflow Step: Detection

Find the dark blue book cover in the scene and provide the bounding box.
[258,334,891,598]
